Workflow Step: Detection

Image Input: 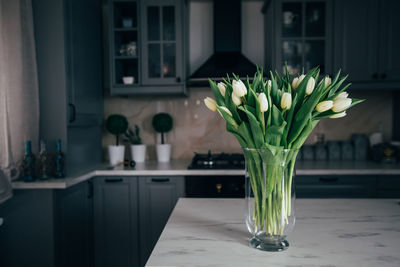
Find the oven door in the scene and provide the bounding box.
[185,176,244,198]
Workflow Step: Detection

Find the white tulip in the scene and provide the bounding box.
[332,98,352,112]
[231,93,242,106]
[329,111,347,119]
[281,93,292,110]
[217,82,226,97]
[218,106,232,117]
[265,80,272,91]
[305,77,316,96]
[316,100,333,113]
[323,76,331,89]
[204,97,217,111]
[292,74,305,90]
[335,92,349,100]
[258,93,269,112]
[232,79,247,97]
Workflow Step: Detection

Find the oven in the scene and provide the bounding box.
[185,175,244,198]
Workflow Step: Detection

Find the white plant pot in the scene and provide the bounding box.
[130,144,146,163]
[108,145,125,166]
[156,144,171,162]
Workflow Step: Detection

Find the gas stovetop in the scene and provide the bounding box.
[188,151,245,169]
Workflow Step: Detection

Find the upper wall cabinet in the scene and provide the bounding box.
[105,0,187,95]
[264,0,334,76]
[333,0,400,89]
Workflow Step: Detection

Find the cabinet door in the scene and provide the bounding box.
[138,176,185,266]
[54,181,94,267]
[378,0,400,81]
[94,177,139,267]
[141,0,183,85]
[333,0,379,82]
[65,0,103,127]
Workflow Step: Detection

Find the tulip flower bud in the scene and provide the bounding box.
[323,76,331,89]
[305,77,316,96]
[335,92,349,100]
[291,77,299,90]
[265,80,272,91]
[329,111,347,119]
[281,92,292,110]
[232,80,247,97]
[218,106,232,117]
[231,93,242,106]
[258,92,269,112]
[332,98,352,112]
[316,100,333,113]
[204,97,217,111]
[217,82,226,97]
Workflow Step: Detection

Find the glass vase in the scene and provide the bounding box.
[243,148,298,252]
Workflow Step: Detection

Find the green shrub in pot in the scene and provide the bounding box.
[152,113,173,162]
[105,114,128,166]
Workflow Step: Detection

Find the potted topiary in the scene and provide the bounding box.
[106,114,128,166]
[152,113,173,162]
[125,125,146,163]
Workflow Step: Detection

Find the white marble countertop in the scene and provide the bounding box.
[11,160,400,189]
[147,198,400,267]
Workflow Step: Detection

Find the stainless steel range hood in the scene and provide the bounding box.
[189,0,258,86]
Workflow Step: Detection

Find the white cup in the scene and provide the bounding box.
[123,76,134,84]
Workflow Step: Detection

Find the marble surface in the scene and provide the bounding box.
[11,160,400,189]
[147,198,400,267]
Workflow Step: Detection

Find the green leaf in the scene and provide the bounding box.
[271,105,284,126]
[216,106,239,131]
[238,106,265,148]
[208,79,225,106]
[238,122,255,148]
[224,85,242,124]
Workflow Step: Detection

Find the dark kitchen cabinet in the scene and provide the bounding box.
[33,0,103,173]
[333,0,400,88]
[93,177,140,267]
[296,175,377,198]
[376,176,400,198]
[138,176,185,266]
[106,0,187,95]
[0,182,93,267]
[263,0,334,75]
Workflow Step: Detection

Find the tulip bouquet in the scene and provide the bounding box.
[204,66,363,236]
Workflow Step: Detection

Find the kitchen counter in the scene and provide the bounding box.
[146,198,400,267]
[11,160,400,189]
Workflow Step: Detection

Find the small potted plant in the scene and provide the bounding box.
[152,113,173,162]
[125,125,146,163]
[106,114,128,166]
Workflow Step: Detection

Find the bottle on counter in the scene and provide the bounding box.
[54,139,65,178]
[23,140,36,182]
[39,140,50,180]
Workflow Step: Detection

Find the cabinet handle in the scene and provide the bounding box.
[105,178,123,183]
[69,103,76,123]
[151,178,170,183]
[380,73,387,80]
[319,177,339,182]
[372,73,378,79]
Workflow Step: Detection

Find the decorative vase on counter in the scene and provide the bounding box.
[131,144,146,163]
[108,145,125,166]
[243,148,297,251]
[156,144,171,162]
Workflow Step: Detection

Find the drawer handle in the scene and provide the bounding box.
[105,178,123,183]
[152,178,170,183]
[319,177,338,182]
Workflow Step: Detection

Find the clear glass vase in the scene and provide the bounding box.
[243,148,298,252]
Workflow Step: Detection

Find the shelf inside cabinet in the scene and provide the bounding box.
[113,2,137,28]
[114,58,139,86]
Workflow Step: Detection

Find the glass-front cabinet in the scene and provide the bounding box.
[106,0,186,95]
[141,0,183,86]
[264,0,333,76]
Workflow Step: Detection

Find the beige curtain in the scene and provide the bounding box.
[0,0,39,203]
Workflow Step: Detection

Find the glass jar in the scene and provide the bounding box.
[243,148,298,251]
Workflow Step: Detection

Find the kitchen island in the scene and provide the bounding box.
[146,198,400,267]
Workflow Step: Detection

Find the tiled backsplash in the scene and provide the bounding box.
[103,89,392,160]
